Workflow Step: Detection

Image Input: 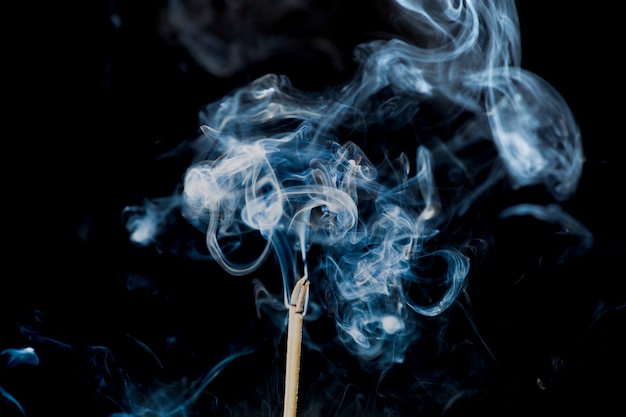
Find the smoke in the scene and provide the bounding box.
[159,0,347,80]
[6,0,622,416]
[124,0,586,372]
[1,348,39,415]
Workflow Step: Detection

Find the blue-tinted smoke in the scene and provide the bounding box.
[124,0,585,370]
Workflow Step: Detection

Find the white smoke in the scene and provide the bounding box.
[124,0,586,371]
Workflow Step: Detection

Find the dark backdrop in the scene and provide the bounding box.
[4,1,624,416]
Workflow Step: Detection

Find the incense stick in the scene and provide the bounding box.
[283,277,310,417]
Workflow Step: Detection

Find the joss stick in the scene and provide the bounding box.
[283,276,310,417]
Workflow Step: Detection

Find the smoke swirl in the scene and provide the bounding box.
[124,0,585,369]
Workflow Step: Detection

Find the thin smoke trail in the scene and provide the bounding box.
[1,348,39,416]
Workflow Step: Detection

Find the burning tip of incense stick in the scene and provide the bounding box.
[290,276,310,315]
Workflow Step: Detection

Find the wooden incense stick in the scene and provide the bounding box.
[283,276,310,417]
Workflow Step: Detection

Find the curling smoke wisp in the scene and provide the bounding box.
[124,0,585,369]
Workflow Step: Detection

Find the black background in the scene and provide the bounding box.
[3,1,624,416]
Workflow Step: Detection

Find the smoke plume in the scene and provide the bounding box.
[125,0,586,371]
[6,1,611,416]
